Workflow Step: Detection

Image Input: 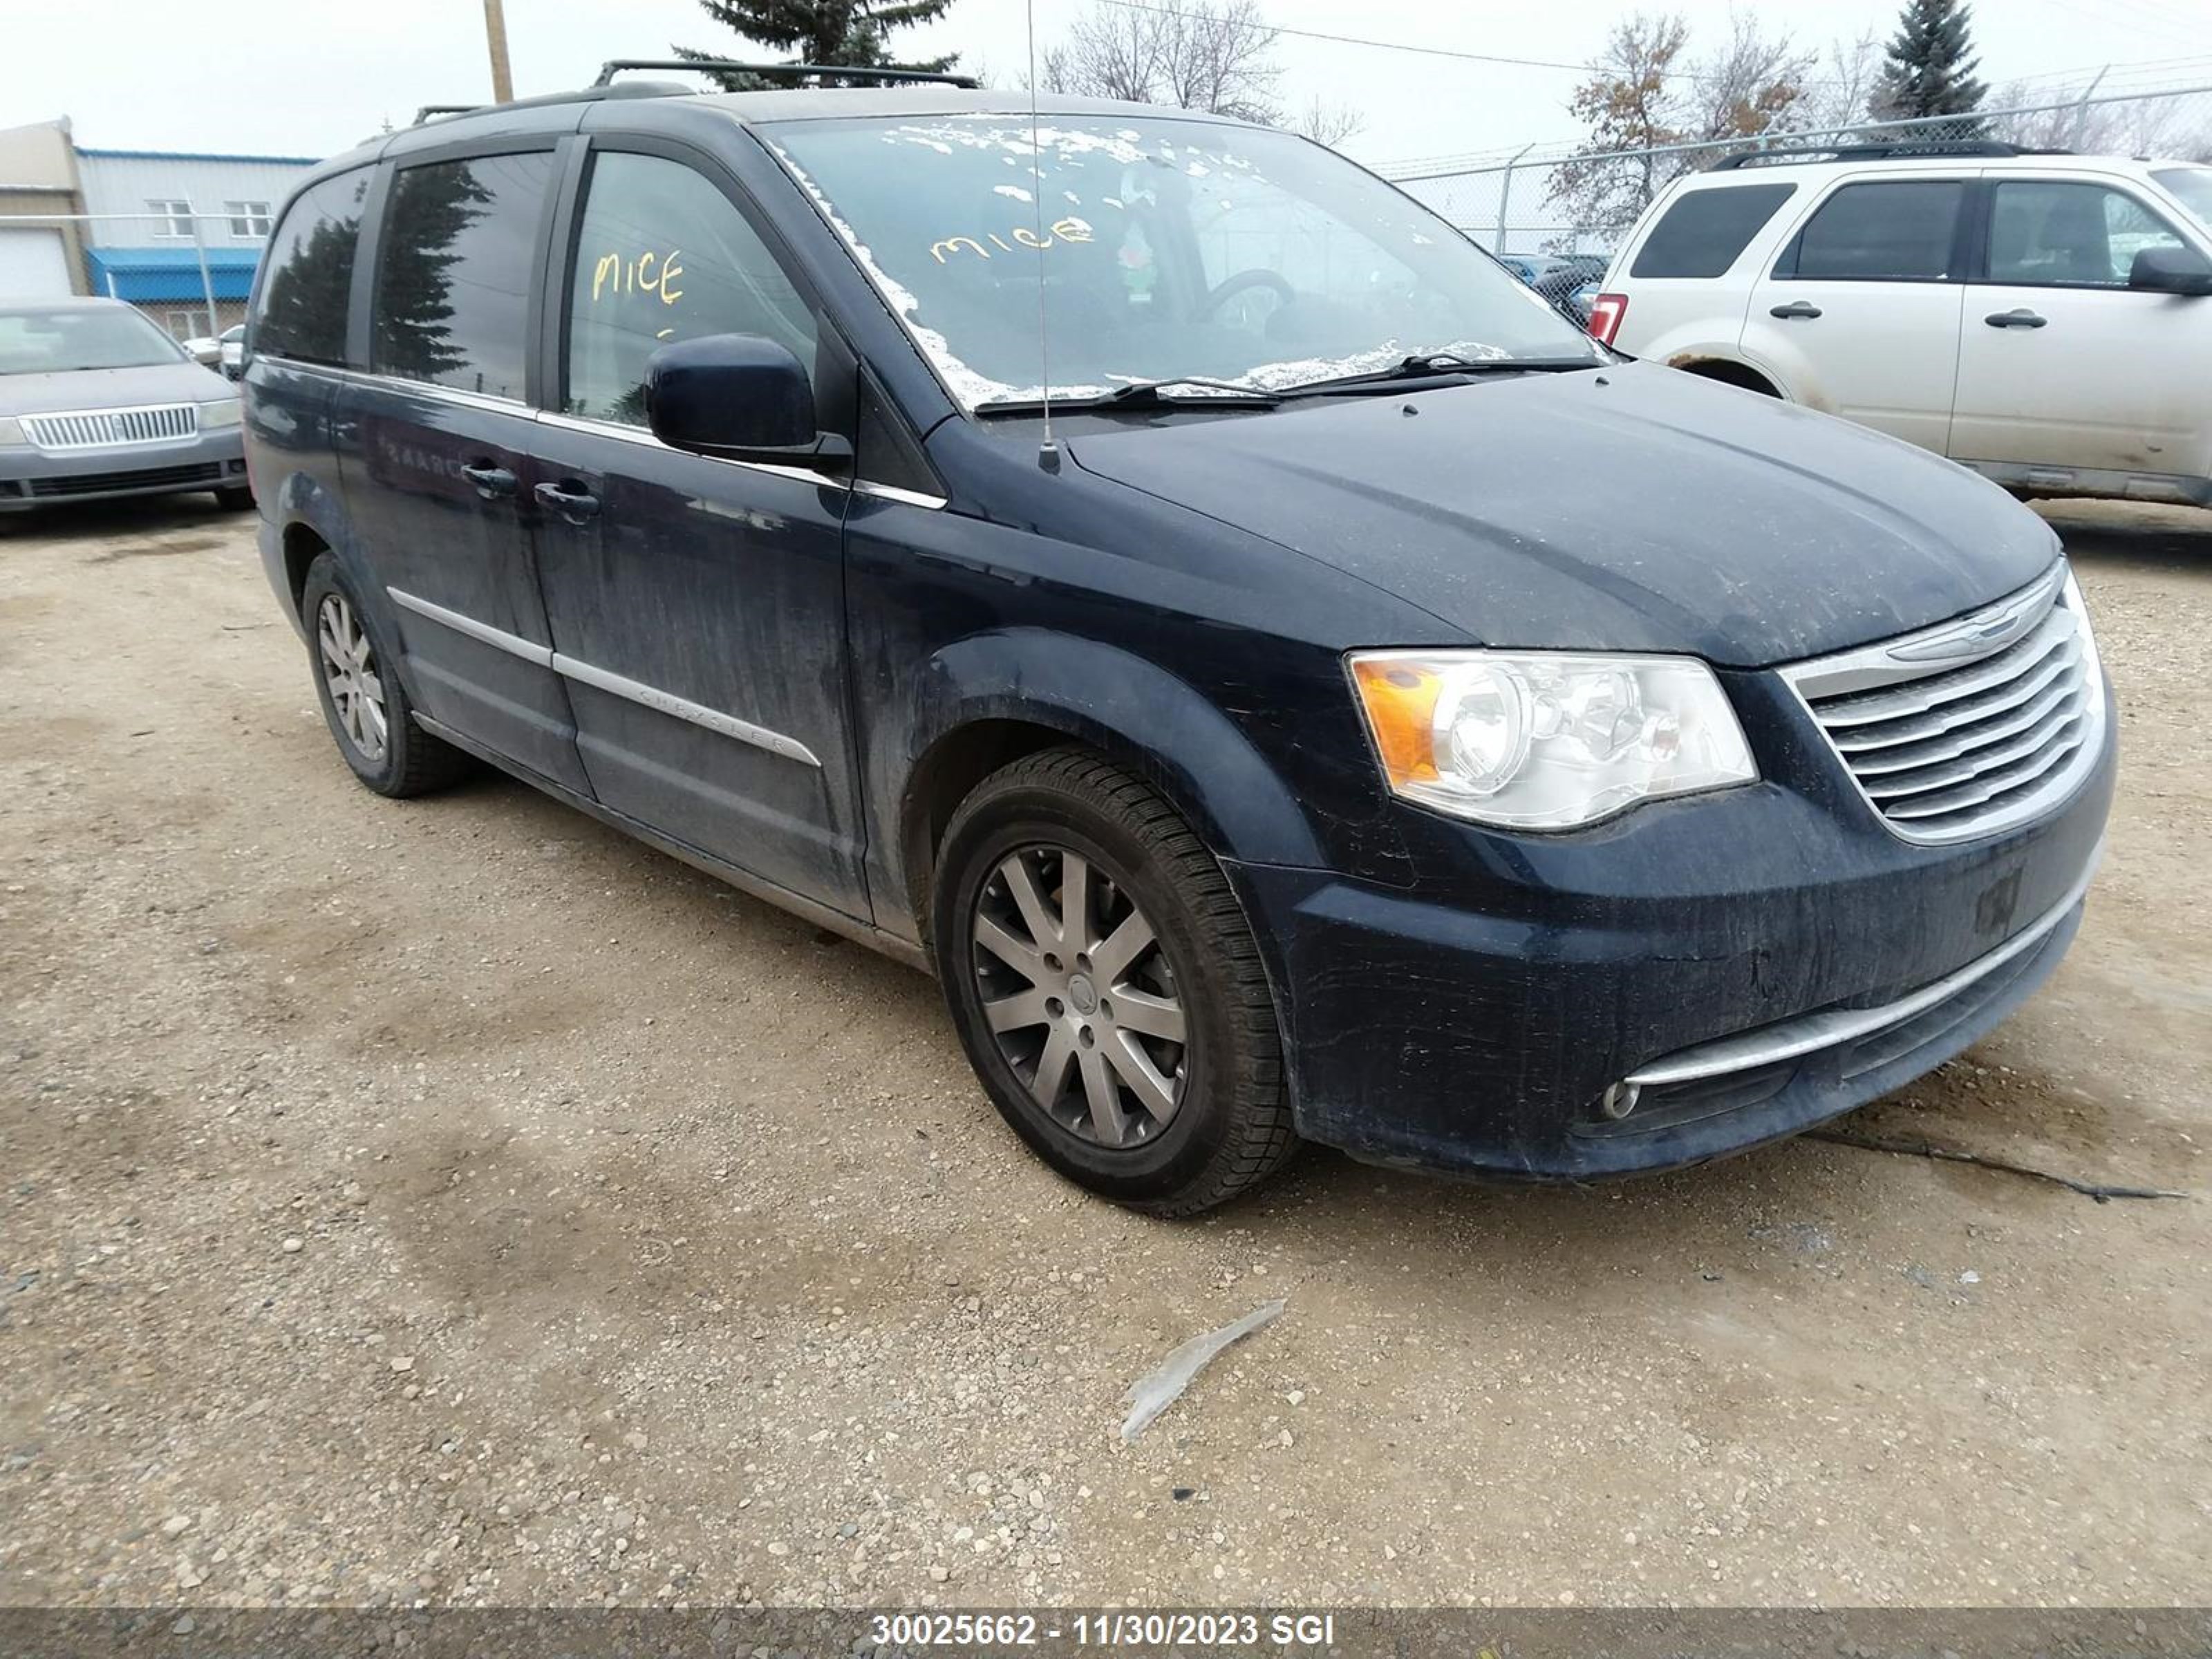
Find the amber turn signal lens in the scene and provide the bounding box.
[1349,657,1442,785]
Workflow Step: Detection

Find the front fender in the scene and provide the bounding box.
[887,629,1329,933]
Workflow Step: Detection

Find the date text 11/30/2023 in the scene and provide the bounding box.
[868,1611,1339,1647]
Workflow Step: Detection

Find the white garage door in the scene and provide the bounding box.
[0,227,74,299]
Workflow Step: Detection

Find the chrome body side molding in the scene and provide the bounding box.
[385,587,821,769]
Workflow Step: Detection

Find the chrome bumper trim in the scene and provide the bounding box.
[1624,845,2101,1090]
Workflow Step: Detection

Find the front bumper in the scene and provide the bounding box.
[0,428,247,512]
[1226,685,2115,1183]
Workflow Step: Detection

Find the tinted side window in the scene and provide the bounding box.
[1631,184,1795,279]
[255,168,373,366]
[1790,180,1964,281]
[373,152,554,400]
[564,151,816,425]
[1988,181,2189,286]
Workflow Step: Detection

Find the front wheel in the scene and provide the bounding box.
[932,747,1297,1215]
[214,485,255,512]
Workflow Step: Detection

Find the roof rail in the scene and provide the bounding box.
[1712,140,2068,170]
[404,82,697,129]
[592,57,980,89]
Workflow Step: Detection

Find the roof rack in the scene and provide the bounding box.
[592,57,980,89]
[406,82,696,127]
[1711,140,2069,170]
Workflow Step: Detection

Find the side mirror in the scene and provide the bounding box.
[184,337,221,366]
[644,334,850,470]
[2128,245,2212,297]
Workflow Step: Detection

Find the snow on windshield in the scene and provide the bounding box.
[762,115,1586,410]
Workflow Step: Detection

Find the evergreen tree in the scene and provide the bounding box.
[676,0,957,90]
[1872,0,1986,122]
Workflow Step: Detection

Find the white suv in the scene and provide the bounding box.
[1591,144,2212,507]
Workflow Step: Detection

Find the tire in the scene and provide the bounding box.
[214,485,255,512]
[932,746,1297,1215]
[299,553,474,798]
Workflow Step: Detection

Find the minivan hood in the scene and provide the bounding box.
[0,360,229,418]
[1065,362,2058,667]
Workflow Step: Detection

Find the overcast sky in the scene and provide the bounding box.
[4,0,2209,171]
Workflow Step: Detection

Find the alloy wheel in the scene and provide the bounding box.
[970,843,1190,1148]
[317,592,389,765]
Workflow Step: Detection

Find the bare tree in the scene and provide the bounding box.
[1987,78,2212,160]
[1546,10,1816,244]
[1289,96,1365,149]
[1545,13,1691,243]
[1685,11,1812,144]
[1797,32,1882,135]
[1044,0,1282,124]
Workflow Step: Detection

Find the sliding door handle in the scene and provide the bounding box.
[534,479,601,523]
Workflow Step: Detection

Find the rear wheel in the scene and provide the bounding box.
[933,747,1296,1215]
[300,553,474,798]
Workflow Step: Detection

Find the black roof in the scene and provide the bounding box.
[326,79,1249,188]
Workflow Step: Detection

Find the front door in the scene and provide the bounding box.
[1741,176,1971,454]
[528,144,870,917]
[343,146,592,796]
[1950,175,2212,482]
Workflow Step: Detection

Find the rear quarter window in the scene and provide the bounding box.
[254,167,373,366]
[1629,183,1796,279]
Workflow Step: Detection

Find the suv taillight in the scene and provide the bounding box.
[1586,292,1627,346]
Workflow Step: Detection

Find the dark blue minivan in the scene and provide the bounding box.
[243,71,2113,1213]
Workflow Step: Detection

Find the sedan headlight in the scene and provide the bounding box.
[198,398,244,429]
[1348,649,1757,830]
[0,415,24,445]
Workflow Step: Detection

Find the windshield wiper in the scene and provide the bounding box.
[1280,353,1604,396]
[977,377,1284,415]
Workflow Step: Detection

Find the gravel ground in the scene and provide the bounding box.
[1,494,2207,1613]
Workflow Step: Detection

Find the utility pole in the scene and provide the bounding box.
[482,0,515,104]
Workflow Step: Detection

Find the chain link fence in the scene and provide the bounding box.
[0,210,265,343]
[1381,86,2212,262]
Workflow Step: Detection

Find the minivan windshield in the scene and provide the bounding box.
[0,306,189,375]
[763,114,1602,408]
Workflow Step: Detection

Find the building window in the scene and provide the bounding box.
[148,199,194,238]
[226,200,273,238]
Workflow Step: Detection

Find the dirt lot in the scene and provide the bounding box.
[1,494,2209,1613]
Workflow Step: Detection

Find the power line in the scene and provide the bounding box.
[1091,0,1597,76]
[1095,0,2212,97]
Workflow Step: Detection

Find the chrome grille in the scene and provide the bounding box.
[1783,563,2105,844]
[22,404,199,451]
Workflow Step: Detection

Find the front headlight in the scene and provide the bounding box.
[0,415,24,444]
[1348,649,1758,830]
[198,398,243,429]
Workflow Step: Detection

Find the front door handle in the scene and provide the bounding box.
[1985,308,2048,328]
[534,479,601,523]
[1769,300,1823,319]
[460,460,517,500]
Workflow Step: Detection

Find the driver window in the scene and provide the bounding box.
[1988,181,2188,288]
[564,151,817,425]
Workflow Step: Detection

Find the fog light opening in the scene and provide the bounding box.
[1600,1080,1641,1121]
